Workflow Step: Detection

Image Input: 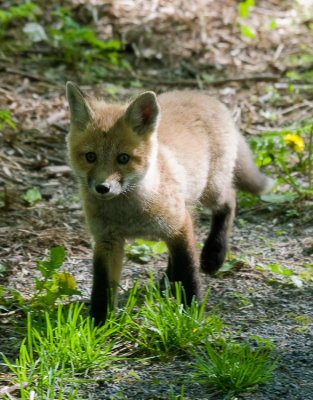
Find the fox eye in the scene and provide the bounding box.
[117,153,130,164]
[85,152,97,163]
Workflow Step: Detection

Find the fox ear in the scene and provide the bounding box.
[66,81,93,131]
[125,91,159,135]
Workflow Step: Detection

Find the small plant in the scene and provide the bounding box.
[1,303,117,399]
[193,337,277,394]
[125,239,168,263]
[231,292,251,306]
[298,264,313,283]
[0,285,26,314]
[21,187,42,206]
[237,0,255,39]
[120,277,222,356]
[0,109,16,130]
[50,8,121,66]
[249,122,313,199]
[167,385,185,400]
[257,263,304,288]
[0,2,39,37]
[31,246,81,309]
[0,264,6,278]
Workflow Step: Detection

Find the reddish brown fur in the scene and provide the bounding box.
[66,83,273,324]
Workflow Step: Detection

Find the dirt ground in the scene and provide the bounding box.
[0,0,313,399]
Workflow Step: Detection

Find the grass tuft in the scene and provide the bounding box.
[1,303,119,399]
[192,337,278,394]
[118,276,223,357]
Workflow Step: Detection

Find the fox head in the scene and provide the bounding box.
[66,82,160,200]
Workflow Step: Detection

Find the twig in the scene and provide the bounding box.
[132,74,281,87]
[0,382,27,396]
[4,67,62,86]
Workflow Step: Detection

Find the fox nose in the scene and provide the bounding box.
[95,183,110,194]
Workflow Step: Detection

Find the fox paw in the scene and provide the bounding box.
[200,240,227,275]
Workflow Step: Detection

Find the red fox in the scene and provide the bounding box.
[66,82,273,324]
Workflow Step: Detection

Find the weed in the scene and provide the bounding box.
[0,285,25,313]
[0,109,16,130]
[21,187,42,206]
[192,337,277,394]
[31,246,81,309]
[125,239,168,264]
[298,264,313,283]
[231,292,251,306]
[237,191,259,208]
[1,270,278,399]
[1,303,117,399]
[0,3,39,37]
[0,265,6,278]
[168,385,185,399]
[0,247,79,316]
[237,0,255,39]
[49,8,121,67]
[257,263,306,288]
[120,277,222,357]
[249,122,313,199]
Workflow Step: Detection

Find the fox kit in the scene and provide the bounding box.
[66,82,272,324]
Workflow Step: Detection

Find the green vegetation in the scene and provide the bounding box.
[238,121,313,209]
[237,0,256,39]
[31,246,81,309]
[0,110,16,131]
[49,8,122,67]
[0,247,80,315]
[0,2,39,37]
[21,187,42,206]
[0,247,277,399]
[257,262,313,288]
[0,3,128,83]
[125,239,168,263]
[120,278,221,356]
[1,303,117,399]
[193,337,277,394]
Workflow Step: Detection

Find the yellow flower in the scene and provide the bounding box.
[58,272,77,290]
[283,133,305,152]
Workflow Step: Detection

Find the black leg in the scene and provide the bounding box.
[201,206,233,275]
[90,255,112,325]
[90,240,124,325]
[166,212,201,305]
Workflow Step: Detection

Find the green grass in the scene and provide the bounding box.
[1,274,277,399]
[193,337,278,395]
[0,268,275,400]
[1,303,118,399]
[118,277,222,357]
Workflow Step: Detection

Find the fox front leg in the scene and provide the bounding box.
[90,239,124,325]
[165,211,201,305]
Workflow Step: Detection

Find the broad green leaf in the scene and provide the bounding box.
[268,263,293,276]
[219,260,237,273]
[21,187,42,205]
[152,241,168,254]
[260,193,296,203]
[48,246,66,270]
